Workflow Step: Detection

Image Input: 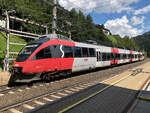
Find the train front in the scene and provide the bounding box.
[8,38,49,86]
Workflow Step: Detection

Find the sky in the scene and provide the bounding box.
[58,0,150,38]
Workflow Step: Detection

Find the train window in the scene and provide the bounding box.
[62,46,73,58]
[107,53,111,60]
[132,55,134,58]
[118,54,121,59]
[135,55,137,58]
[102,53,107,61]
[44,46,51,58]
[74,47,82,57]
[36,49,45,59]
[114,53,117,59]
[129,54,133,59]
[16,44,40,62]
[138,54,140,58]
[82,47,89,57]
[118,54,120,59]
[111,53,114,59]
[115,53,120,60]
[89,48,96,57]
[33,46,51,60]
[123,54,126,59]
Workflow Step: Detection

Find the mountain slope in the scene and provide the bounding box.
[0,33,27,69]
[133,31,150,57]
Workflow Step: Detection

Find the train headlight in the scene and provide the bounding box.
[11,67,23,74]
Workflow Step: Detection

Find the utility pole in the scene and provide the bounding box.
[52,0,57,34]
[65,20,72,39]
[5,10,10,71]
[3,10,15,71]
[69,31,71,39]
[46,24,48,35]
[46,26,48,35]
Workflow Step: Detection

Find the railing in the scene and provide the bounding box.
[40,34,72,41]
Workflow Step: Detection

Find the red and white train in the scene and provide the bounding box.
[8,34,144,85]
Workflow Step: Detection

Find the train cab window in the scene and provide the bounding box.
[82,47,89,57]
[32,46,51,60]
[16,44,40,62]
[74,47,82,57]
[35,49,44,60]
[89,48,96,57]
[62,46,73,58]
[44,46,51,58]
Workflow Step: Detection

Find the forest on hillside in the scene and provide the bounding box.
[0,0,140,51]
[134,31,150,57]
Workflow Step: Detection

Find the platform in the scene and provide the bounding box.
[0,71,10,85]
[129,75,150,113]
[26,61,150,113]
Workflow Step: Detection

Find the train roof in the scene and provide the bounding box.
[37,34,142,53]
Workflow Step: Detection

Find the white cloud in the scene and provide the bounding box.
[59,0,139,13]
[131,16,145,25]
[104,16,143,37]
[134,5,150,15]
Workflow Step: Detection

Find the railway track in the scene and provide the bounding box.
[0,79,98,113]
[0,68,144,113]
[0,60,148,113]
[0,85,16,96]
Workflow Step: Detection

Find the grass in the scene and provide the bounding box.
[0,32,27,68]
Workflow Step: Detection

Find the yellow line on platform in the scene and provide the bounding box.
[138,96,150,101]
[58,73,132,113]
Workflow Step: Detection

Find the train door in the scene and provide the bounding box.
[81,47,90,70]
[96,49,102,67]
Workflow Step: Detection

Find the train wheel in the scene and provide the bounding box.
[42,74,51,82]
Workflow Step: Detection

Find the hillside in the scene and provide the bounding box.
[0,33,27,69]
[0,0,142,70]
[0,0,140,50]
[133,31,150,57]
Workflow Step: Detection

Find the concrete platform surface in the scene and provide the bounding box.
[129,80,150,113]
[61,62,150,113]
[0,71,10,85]
[27,61,150,113]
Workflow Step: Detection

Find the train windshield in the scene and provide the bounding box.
[19,45,38,55]
[16,44,39,62]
